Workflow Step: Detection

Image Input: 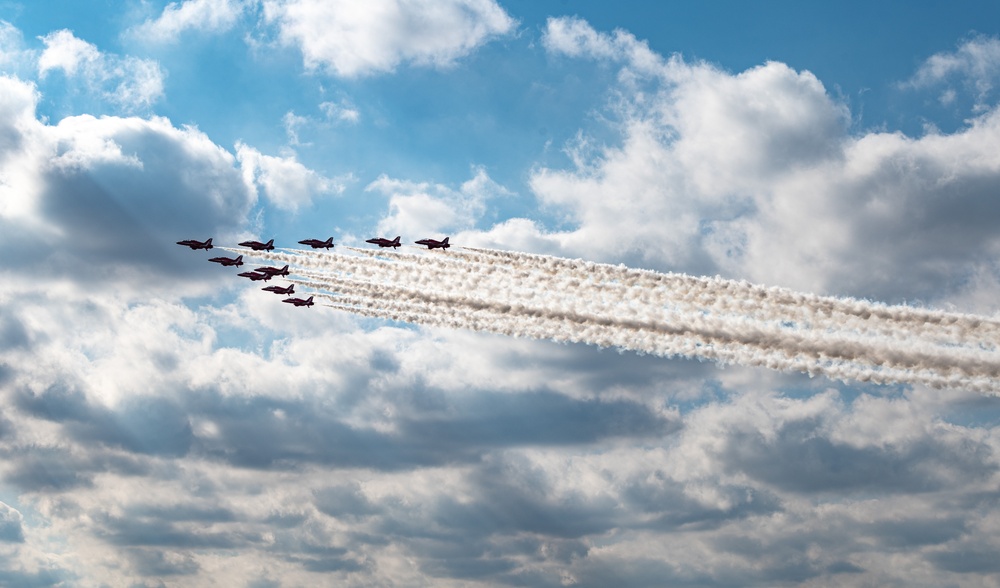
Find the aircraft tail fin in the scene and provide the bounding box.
[443,237,449,245]
[206,238,213,248]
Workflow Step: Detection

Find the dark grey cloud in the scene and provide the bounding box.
[927,547,1000,574]
[399,389,680,449]
[0,502,24,543]
[99,515,252,549]
[0,556,73,588]
[2,445,96,492]
[721,418,996,495]
[17,385,193,457]
[313,483,380,520]
[186,385,677,470]
[623,475,782,531]
[422,455,621,541]
[125,548,200,577]
[867,516,968,548]
[0,313,31,350]
[297,556,369,574]
[0,438,153,493]
[708,528,871,586]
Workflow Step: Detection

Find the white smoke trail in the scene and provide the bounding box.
[363,247,1000,378]
[462,247,1000,344]
[221,246,1000,393]
[337,246,996,352]
[290,270,998,391]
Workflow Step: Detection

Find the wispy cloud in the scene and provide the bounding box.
[130,0,254,43]
[37,29,164,110]
[906,35,1000,110]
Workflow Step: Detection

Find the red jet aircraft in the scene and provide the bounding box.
[262,283,295,295]
[238,238,274,251]
[255,264,289,277]
[208,254,243,267]
[365,236,401,249]
[177,238,213,250]
[298,237,334,249]
[282,295,314,307]
[415,237,450,250]
[238,271,271,281]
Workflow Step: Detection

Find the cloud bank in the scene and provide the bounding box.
[1,12,1000,587]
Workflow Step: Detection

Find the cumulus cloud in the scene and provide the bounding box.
[130,0,253,42]
[236,141,347,212]
[37,29,164,111]
[261,0,516,76]
[0,74,253,291]
[483,17,1000,307]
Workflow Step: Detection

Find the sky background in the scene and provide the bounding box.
[2,0,1000,585]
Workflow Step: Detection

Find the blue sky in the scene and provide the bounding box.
[2,1,1000,585]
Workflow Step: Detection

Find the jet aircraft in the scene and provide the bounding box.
[208,254,243,267]
[238,238,275,251]
[298,237,335,249]
[177,238,213,250]
[282,295,314,307]
[415,237,450,250]
[255,264,289,277]
[262,283,295,295]
[366,236,401,249]
[237,271,271,281]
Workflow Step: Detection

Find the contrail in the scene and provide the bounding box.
[221,246,1000,393]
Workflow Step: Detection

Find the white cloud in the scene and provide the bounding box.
[910,35,1000,87]
[0,74,253,293]
[367,166,510,238]
[236,141,346,212]
[907,35,1000,110]
[507,18,1000,307]
[0,20,37,77]
[319,98,360,123]
[36,29,99,77]
[37,29,164,110]
[543,15,666,77]
[131,0,253,42]
[261,0,516,76]
[282,110,308,145]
